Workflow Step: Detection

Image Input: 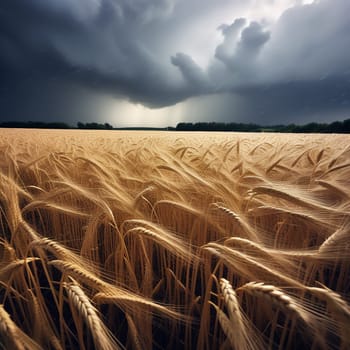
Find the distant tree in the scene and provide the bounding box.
[104,123,113,130]
[328,121,343,133]
[47,122,70,129]
[176,123,194,131]
[342,119,350,133]
[77,122,113,130]
[281,124,296,132]
[303,122,319,133]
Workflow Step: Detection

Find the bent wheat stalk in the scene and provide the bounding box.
[238,282,310,324]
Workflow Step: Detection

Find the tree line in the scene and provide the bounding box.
[0,121,71,129]
[0,121,113,130]
[0,119,350,133]
[175,119,350,133]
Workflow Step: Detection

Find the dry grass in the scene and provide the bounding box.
[0,128,350,349]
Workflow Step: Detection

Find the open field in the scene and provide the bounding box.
[0,129,349,349]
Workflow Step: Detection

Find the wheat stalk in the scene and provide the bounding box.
[0,304,42,350]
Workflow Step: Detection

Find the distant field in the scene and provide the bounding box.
[0,129,349,349]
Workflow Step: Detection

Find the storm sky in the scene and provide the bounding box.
[1,0,350,127]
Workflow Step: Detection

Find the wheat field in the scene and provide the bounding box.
[0,128,349,349]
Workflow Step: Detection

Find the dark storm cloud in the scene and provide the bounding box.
[182,78,350,126]
[0,0,350,124]
[0,0,186,123]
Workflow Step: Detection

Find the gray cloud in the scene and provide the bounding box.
[205,0,350,123]
[213,20,270,84]
[0,0,182,94]
[0,0,350,125]
[238,21,270,54]
[215,18,247,64]
[181,78,350,126]
[258,0,350,83]
[121,0,175,22]
[171,53,211,93]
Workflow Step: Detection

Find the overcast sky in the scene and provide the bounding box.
[1,0,350,127]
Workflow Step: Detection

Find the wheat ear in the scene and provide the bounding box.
[219,279,242,322]
[64,280,121,350]
[238,282,309,324]
[0,257,39,280]
[318,226,350,257]
[307,283,350,322]
[219,278,246,349]
[212,204,259,242]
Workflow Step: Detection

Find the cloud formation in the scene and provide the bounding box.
[171,53,211,93]
[0,0,349,125]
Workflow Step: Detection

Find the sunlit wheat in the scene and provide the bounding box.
[0,129,349,349]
